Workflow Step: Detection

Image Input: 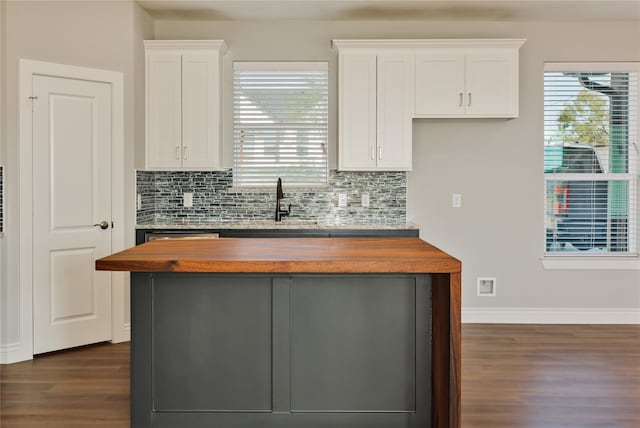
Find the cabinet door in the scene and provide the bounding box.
[414,54,465,117]
[182,53,221,169]
[377,54,413,170]
[465,53,519,117]
[146,52,182,169]
[338,54,377,170]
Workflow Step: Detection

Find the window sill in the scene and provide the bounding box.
[541,255,640,270]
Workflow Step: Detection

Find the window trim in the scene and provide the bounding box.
[540,256,640,270]
[542,62,640,267]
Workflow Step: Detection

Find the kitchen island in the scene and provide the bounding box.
[96,238,461,428]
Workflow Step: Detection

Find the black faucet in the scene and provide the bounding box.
[275,177,291,222]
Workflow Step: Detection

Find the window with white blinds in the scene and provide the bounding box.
[233,61,329,187]
[544,63,639,255]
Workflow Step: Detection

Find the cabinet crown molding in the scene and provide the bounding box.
[332,38,526,51]
[144,40,228,54]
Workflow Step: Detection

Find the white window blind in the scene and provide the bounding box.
[544,63,639,255]
[233,61,329,187]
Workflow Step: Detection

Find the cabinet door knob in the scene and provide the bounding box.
[371,147,375,160]
[459,92,463,107]
[468,93,472,107]
[175,146,180,160]
[378,146,383,160]
[183,146,189,160]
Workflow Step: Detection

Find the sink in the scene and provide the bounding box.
[233,220,320,229]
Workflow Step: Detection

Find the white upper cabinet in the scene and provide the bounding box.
[334,41,414,171]
[414,54,465,116]
[414,40,525,118]
[145,40,227,170]
[376,54,414,170]
[338,53,377,170]
[334,39,525,171]
[146,51,182,169]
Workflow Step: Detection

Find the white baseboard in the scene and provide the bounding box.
[111,323,130,344]
[462,307,640,324]
[0,342,32,364]
[2,323,131,364]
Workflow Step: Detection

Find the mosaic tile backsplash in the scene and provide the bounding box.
[137,169,406,225]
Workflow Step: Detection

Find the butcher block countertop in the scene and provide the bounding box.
[95,237,461,274]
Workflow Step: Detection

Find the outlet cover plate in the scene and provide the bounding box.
[452,193,462,208]
[361,193,370,207]
[183,192,193,208]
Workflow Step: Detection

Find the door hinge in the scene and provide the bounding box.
[28,96,38,112]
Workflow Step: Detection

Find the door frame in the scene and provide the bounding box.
[17,59,126,361]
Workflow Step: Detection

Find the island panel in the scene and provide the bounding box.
[131,272,432,428]
[152,275,273,411]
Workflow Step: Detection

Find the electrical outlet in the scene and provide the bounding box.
[361,193,370,207]
[452,193,462,208]
[338,193,347,207]
[183,192,193,208]
[477,277,496,296]
[137,193,142,211]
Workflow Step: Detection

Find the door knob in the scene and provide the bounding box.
[94,221,109,230]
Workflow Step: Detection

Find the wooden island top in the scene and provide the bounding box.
[96,237,461,274]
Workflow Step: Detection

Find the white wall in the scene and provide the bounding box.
[0,0,151,362]
[0,0,7,352]
[131,2,155,327]
[135,3,155,170]
[153,18,640,321]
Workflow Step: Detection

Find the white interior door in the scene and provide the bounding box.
[32,74,112,354]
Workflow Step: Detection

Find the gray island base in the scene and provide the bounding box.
[131,272,431,428]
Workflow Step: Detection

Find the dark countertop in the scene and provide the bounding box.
[136,220,419,230]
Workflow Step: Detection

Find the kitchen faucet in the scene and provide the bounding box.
[275,177,291,222]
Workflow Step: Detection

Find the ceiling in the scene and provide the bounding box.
[136,0,640,21]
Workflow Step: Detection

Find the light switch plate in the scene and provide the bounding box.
[338,193,347,207]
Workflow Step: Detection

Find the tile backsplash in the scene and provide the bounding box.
[137,169,406,225]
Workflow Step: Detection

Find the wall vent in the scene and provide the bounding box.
[477,277,496,296]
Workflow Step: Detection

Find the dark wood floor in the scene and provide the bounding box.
[1,324,638,427]
[462,324,640,428]
[0,341,129,427]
